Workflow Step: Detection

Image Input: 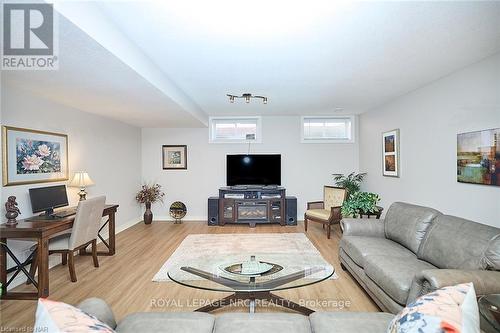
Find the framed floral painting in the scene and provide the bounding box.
[382,129,400,177]
[2,126,69,186]
[162,145,187,170]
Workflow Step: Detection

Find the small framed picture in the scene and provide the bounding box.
[162,145,187,170]
[382,129,400,177]
[2,126,69,186]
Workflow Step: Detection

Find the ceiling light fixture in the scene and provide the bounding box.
[227,93,268,104]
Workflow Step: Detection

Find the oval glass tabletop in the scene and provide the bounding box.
[166,254,335,293]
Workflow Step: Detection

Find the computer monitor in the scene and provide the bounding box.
[29,185,69,216]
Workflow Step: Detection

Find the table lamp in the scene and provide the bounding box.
[69,171,94,201]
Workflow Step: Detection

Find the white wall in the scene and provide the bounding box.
[1,84,142,287]
[141,116,359,220]
[2,84,142,224]
[359,53,500,227]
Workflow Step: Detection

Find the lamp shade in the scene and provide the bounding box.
[69,172,94,187]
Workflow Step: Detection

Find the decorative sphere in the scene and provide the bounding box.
[169,201,187,220]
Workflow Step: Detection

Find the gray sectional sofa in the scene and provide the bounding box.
[76,298,395,333]
[339,202,500,314]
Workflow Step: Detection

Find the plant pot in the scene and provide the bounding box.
[144,202,153,225]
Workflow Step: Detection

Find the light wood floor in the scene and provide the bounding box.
[0,221,378,329]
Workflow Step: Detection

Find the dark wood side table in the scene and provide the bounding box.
[0,204,118,300]
[358,206,383,219]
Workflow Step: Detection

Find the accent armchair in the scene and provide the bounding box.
[304,186,347,239]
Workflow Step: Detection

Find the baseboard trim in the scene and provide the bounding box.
[153,215,206,222]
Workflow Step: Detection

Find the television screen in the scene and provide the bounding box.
[226,154,281,186]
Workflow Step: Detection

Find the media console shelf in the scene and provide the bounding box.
[218,186,286,227]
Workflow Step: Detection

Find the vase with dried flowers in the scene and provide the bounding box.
[135,183,165,224]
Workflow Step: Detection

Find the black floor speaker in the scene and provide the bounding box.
[285,196,297,226]
[208,197,219,226]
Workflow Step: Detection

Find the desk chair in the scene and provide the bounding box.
[304,186,346,239]
[28,196,106,283]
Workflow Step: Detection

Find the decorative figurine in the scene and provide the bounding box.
[5,196,21,226]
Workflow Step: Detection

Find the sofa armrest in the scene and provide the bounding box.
[340,218,385,237]
[307,201,324,210]
[408,269,500,303]
[77,297,117,329]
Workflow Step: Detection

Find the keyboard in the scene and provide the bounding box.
[53,207,77,218]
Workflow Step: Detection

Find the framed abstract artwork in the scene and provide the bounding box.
[457,128,500,186]
[2,126,69,186]
[382,129,400,177]
[162,145,187,170]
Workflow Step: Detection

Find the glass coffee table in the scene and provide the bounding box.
[167,255,334,315]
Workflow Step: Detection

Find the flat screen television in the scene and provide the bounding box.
[226,154,281,186]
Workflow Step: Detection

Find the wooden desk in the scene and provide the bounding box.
[0,204,118,300]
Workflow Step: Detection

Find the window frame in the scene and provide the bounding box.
[300,115,355,143]
[209,116,262,144]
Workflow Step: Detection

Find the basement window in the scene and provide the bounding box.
[209,117,262,143]
[301,116,355,143]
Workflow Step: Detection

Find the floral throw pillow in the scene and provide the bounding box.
[387,283,479,333]
[34,298,115,333]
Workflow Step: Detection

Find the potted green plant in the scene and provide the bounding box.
[341,192,380,218]
[135,183,165,225]
[332,172,367,199]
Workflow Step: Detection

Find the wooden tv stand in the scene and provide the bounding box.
[218,186,286,227]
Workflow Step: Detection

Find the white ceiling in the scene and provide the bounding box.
[3,1,500,127]
[2,15,206,127]
[99,0,500,116]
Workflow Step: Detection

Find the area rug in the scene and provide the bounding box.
[152,233,337,282]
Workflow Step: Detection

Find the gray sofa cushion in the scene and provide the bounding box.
[418,215,500,269]
[214,313,311,333]
[310,312,394,333]
[364,255,436,305]
[339,248,367,287]
[384,202,441,254]
[77,297,117,329]
[340,236,416,268]
[116,312,215,333]
[364,277,404,314]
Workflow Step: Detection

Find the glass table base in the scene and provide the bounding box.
[194,291,314,315]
